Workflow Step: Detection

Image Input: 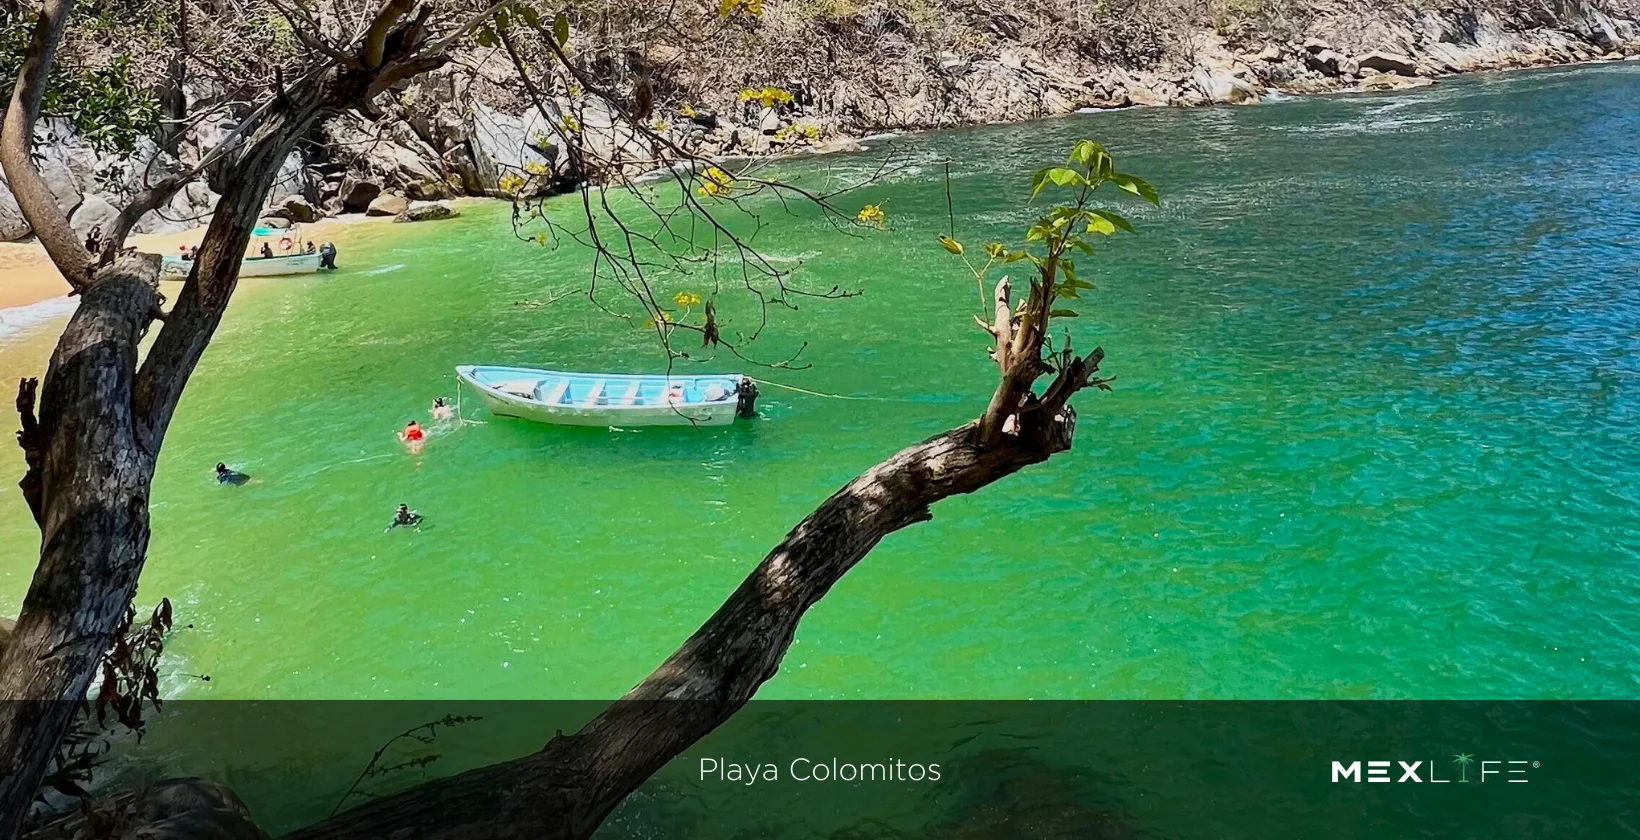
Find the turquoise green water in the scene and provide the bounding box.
[2,64,1638,700]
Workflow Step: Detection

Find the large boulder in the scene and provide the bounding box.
[1191,63,1262,105]
[1359,74,1435,92]
[1305,49,1347,76]
[366,193,409,216]
[1357,51,1419,76]
[394,201,458,223]
[268,194,319,223]
[465,101,569,194]
[69,193,120,240]
[337,177,381,213]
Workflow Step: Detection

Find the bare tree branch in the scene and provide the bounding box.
[0,0,89,287]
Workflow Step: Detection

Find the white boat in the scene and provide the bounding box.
[456,365,759,427]
[160,224,331,278]
[161,253,323,277]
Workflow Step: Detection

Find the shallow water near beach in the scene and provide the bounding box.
[1,63,1638,701]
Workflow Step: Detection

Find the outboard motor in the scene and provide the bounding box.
[735,378,759,419]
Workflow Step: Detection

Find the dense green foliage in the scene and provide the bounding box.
[0,12,162,156]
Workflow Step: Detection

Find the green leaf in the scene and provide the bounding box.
[495,8,510,30]
[939,235,964,256]
[474,25,498,47]
[1069,140,1106,168]
[1026,220,1055,242]
[553,11,570,46]
[519,6,542,28]
[1110,172,1160,205]
[1086,215,1116,236]
[1069,239,1095,255]
[1029,168,1051,198]
[1001,249,1030,263]
[984,242,1005,258]
[1050,309,1079,318]
[1058,283,1080,299]
[1044,167,1084,188]
[1089,209,1135,233]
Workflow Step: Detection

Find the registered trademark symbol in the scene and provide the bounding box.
[1533,761,1540,768]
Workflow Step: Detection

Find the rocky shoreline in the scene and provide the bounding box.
[2,0,1636,245]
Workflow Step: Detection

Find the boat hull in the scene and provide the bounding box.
[457,365,752,427]
[162,253,322,277]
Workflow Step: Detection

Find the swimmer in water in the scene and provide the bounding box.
[431,397,453,422]
[215,462,250,485]
[386,503,422,531]
[400,420,425,453]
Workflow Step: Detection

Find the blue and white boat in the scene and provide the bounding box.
[455,365,759,427]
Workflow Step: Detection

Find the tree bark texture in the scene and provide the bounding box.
[0,255,162,840]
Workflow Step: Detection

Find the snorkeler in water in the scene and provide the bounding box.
[386,504,423,531]
[215,463,250,485]
[431,397,453,422]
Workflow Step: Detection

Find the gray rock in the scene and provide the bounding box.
[1306,49,1346,76]
[268,194,319,224]
[936,50,970,76]
[69,193,120,240]
[1257,44,1284,62]
[256,216,291,230]
[466,101,568,194]
[1192,63,1262,104]
[1359,74,1435,92]
[366,193,409,216]
[758,107,782,134]
[394,201,458,223]
[1357,51,1419,76]
[337,178,381,213]
[1302,37,1333,54]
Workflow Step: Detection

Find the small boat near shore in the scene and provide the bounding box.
[456,365,759,427]
[160,225,335,278]
[162,252,324,277]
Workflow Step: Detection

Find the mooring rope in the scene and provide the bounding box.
[750,377,911,402]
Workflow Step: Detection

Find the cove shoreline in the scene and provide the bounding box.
[4,54,1636,326]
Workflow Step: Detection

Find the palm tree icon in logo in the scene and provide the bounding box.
[1453,753,1475,782]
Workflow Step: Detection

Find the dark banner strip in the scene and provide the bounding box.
[47,701,1640,837]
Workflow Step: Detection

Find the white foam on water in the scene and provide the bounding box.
[363,263,406,275]
[0,295,77,343]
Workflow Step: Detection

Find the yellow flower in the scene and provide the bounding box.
[856,203,885,228]
[696,166,734,198]
[498,173,526,195]
[674,291,701,308]
[560,115,581,133]
[737,86,794,109]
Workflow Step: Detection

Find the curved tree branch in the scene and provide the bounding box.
[0,0,89,288]
[283,416,1081,840]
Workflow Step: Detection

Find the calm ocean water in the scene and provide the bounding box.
[0,63,1636,701]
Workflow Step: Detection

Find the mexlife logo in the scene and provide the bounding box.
[1331,754,1538,783]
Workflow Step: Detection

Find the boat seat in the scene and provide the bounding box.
[582,380,605,407]
[494,380,538,398]
[618,381,642,406]
[539,379,571,405]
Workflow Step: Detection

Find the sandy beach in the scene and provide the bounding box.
[0,212,404,316]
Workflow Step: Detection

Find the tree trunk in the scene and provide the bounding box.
[0,255,163,840]
[286,417,1075,840]
[0,73,365,840]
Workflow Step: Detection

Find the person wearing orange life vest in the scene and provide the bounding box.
[400,420,426,453]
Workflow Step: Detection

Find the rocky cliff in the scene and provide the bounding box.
[5,0,1638,243]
